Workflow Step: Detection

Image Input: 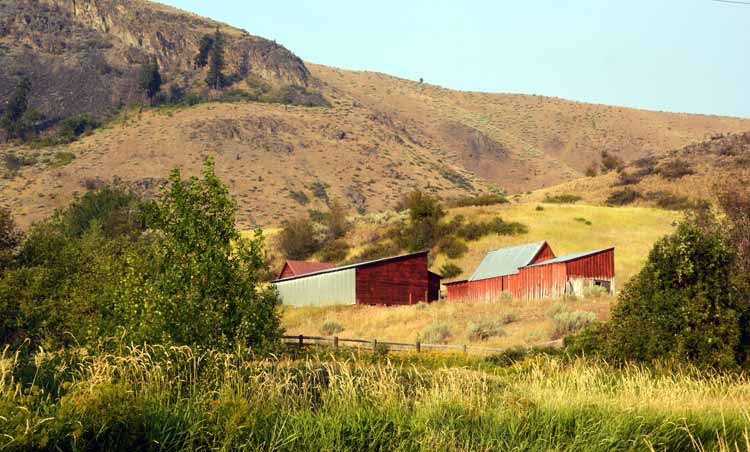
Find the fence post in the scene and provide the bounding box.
[416,341,421,353]
[333,336,339,349]
[463,344,467,354]
[373,339,378,350]
[298,334,303,346]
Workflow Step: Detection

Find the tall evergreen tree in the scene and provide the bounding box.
[138,56,162,104]
[206,29,226,89]
[194,34,213,68]
[1,76,32,140]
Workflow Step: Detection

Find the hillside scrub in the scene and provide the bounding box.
[1,344,749,451]
[606,188,642,206]
[543,193,582,204]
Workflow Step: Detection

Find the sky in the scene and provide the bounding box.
[161,0,749,118]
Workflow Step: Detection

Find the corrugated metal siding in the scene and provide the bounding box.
[514,263,568,299]
[446,277,505,302]
[565,249,615,278]
[274,269,356,307]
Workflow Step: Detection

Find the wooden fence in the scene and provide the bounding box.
[282,335,562,355]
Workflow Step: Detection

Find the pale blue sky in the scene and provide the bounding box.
[162,0,749,118]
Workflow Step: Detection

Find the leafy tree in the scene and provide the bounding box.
[278,216,320,260]
[0,207,23,269]
[194,34,214,68]
[206,29,226,89]
[323,199,351,241]
[138,56,162,104]
[124,158,281,349]
[1,76,32,140]
[607,221,746,368]
[58,114,100,143]
[395,190,445,252]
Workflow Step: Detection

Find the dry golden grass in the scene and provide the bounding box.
[281,295,613,348]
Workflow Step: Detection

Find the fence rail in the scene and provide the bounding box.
[282,334,562,355]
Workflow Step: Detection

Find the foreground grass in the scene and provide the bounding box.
[282,296,614,348]
[1,344,749,451]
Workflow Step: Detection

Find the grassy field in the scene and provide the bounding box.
[2,344,749,451]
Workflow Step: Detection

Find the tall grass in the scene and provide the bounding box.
[1,343,749,451]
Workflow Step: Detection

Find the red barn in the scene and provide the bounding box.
[445,241,615,301]
[274,251,441,307]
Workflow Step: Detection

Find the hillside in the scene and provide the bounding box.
[537,131,750,208]
[1,0,749,228]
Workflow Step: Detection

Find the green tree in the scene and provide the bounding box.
[395,190,446,252]
[323,199,351,241]
[0,207,23,269]
[138,56,162,104]
[607,221,745,368]
[278,216,320,260]
[194,34,214,68]
[124,158,281,350]
[206,29,226,89]
[1,76,32,140]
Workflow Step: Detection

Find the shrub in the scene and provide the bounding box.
[322,199,351,241]
[600,150,624,173]
[448,194,508,208]
[320,319,344,336]
[501,311,519,324]
[420,321,452,344]
[0,207,23,268]
[352,241,401,263]
[613,171,642,186]
[551,311,597,338]
[606,188,641,206]
[319,239,349,262]
[574,217,592,226]
[584,163,598,177]
[289,190,309,205]
[393,190,445,252]
[456,217,527,241]
[439,236,468,259]
[582,285,609,298]
[278,217,320,260]
[535,205,544,211]
[58,114,100,142]
[543,194,581,204]
[438,262,463,279]
[467,320,506,341]
[658,159,695,180]
[607,222,746,368]
[645,191,694,210]
[2,152,36,172]
[546,302,570,319]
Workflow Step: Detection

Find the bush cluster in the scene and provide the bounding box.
[467,320,506,341]
[420,321,452,344]
[543,194,582,204]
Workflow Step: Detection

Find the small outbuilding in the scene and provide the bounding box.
[274,251,441,307]
[445,241,615,301]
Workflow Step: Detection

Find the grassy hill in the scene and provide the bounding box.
[2,0,748,230]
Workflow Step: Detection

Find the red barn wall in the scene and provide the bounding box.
[565,249,615,279]
[446,277,503,302]
[355,253,430,305]
[514,263,568,299]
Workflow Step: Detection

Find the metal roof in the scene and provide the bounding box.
[279,260,335,279]
[526,248,614,267]
[469,241,547,281]
[273,251,429,283]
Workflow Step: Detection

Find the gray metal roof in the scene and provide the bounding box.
[526,248,613,267]
[469,241,546,281]
[273,251,429,283]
